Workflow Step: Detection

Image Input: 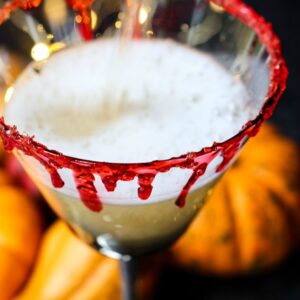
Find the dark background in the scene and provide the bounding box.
[245,0,300,142]
[156,0,300,299]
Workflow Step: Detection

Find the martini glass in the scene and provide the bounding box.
[0,0,287,299]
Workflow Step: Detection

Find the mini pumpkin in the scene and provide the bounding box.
[171,124,300,275]
[15,221,159,300]
[0,184,44,300]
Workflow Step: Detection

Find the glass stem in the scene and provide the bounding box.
[120,256,138,300]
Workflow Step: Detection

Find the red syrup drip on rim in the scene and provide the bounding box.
[74,169,102,211]
[0,0,288,213]
[66,0,94,40]
[137,173,156,200]
[176,162,210,208]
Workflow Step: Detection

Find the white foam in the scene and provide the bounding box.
[5,38,254,163]
[5,39,256,204]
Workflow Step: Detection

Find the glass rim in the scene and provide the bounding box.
[0,0,288,170]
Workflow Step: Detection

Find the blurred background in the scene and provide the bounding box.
[158,1,300,299]
[0,0,299,299]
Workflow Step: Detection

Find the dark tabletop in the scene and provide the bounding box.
[156,253,300,300]
[156,1,300,299]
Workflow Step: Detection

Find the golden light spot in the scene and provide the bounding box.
[146,30,153,37]
[209,2,225,13]
[4,86,14,103]
[91,10,98,30]
[115,20,122,29]
[37,24,45,32]
[50,42,66,53]
[31,43,50,61]
[139,7,148,24]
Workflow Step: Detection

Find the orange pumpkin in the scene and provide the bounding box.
[16,221,159,300]
[0,140,5,164]
[171,123,300,275]
[0,185,44,300]
[0,168,11,185]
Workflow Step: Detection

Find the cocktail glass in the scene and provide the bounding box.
[0,0,287,299]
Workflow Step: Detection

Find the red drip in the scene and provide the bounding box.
[46,166,65,188]
[74,169,102,212]
[100,174,118,192]
[216,141,241,172]
[176,163,208,208]
[18,0,42,10]
[0,0,288,212]
[137,173,156,200]
[66,0,94,11]
[66,0,94,40]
